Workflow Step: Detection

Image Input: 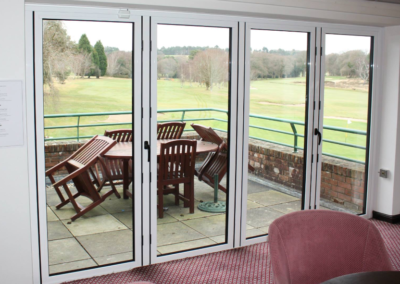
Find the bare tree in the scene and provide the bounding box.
[192,49,228,91]
[356,56,370,82]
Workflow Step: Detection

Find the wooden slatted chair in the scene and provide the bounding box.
[46,135,120,221]
[157,122,186,140]
[198,143,228,193]
[191,124,254,193]
[190,123,226,176]
[100,129,133,186]
[158,139,197,218]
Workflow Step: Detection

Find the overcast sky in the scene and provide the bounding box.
[61,21,371,54]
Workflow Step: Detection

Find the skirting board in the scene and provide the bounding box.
[373,211,400,224]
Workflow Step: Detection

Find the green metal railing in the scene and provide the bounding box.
[44,108,367,164]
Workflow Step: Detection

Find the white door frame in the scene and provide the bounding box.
[315,27,382,219]
[240,22,317,246]
[148,16,239,264]
[26,6,142,283]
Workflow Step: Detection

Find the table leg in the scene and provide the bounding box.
[123,159,129,199]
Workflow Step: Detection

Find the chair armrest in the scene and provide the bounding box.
[45,161,67,176]
[52,168,85,188]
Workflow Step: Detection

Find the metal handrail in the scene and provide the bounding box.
[44,108,367,164]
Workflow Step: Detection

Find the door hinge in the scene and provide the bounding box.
[150,40,152,52]
[150,172,152,182]
[314,204,317,209]
[319,101,321,110]
[150,234,152,244]
[142,40,144,51]
[311,154,314,163]
[315,46,317,56]
[313,101,315,110]
[309,205,311,209]
[141,107,143,118]
[150,107,152,118]
[142,235,144,246]
[320,47,323,57]
[317,154,319,163]
[141,173,143,183]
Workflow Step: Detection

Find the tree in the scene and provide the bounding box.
[94,41,108,76]
[42,20,74,103]
[91,49,100,78]
[78,34,92,54]
[193,49,228,90]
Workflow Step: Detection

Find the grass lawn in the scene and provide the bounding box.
[44,76,368,162]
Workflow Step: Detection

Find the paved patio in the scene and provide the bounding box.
[45,176,318,274]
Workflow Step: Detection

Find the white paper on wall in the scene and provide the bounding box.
[0,80,24,147]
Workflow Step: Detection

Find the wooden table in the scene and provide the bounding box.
[103,139,218,199]
[321,271,400,284]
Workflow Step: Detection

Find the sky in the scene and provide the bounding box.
[61,21,371,54]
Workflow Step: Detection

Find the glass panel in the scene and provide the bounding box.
[319,34,372,214]
[42,20,134,274]
[245,30,309,239]
[156,24,231,255]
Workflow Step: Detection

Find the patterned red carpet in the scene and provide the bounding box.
[66,219,399,284]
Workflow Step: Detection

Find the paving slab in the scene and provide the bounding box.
[112,211,133,229]
[48,238,91,265]
[51,203,108,221]
[158,238,216,255]
[47,207,59,222]
[269,200,302,214]
[245,228,266,238]
[157,222,204,247]
[166,201,224,221]
[157,213,178,225]
[183,215,226,237]
[210,235,226,244]
[247,180,271,194]
[258,226,270,234]
[77,230,133,258]
[94,252,133,265]
[247,190,299,206]
[49,259,97,274]
[194,181,227,202]
[48,221,73,241]
[246,207,284,228]
[100,198,133,214]
[247,200,263,209]
[62,215,127,237]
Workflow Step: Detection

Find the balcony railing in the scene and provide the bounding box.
[44,108,367,164]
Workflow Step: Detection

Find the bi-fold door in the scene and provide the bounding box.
[240,22,316,245]
[27,5,379,283]
[146,16,239,264]
[30,8,143,283]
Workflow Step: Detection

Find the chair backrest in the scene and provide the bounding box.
[200,144,228,183]
[269,210,393,284]
[69,135,116,167]
[158,139,197,184]
[104,129,132,142]
[191,123,224,145]
[157,122,186,140]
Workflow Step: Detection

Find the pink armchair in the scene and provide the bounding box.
[269,210,393,284]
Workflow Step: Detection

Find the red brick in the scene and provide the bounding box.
[338,181,351,190]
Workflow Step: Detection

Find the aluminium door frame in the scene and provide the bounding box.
[314,27,382,219]
[240,21,317,246]
[26,6,142,283]
[148,16,239,264]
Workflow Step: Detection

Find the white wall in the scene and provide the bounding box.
[0,1,399,283]
[0,1,34,284]
[374,26,400,216]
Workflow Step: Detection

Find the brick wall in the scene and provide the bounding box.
[247,137,365,212]
[44,134,365,211]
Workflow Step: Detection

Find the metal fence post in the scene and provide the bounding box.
[77,116,80,142]
[290,123,298,153]
[181,111,186,122]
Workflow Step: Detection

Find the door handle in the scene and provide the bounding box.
[144,141,150,162]
[314,128,322,145]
